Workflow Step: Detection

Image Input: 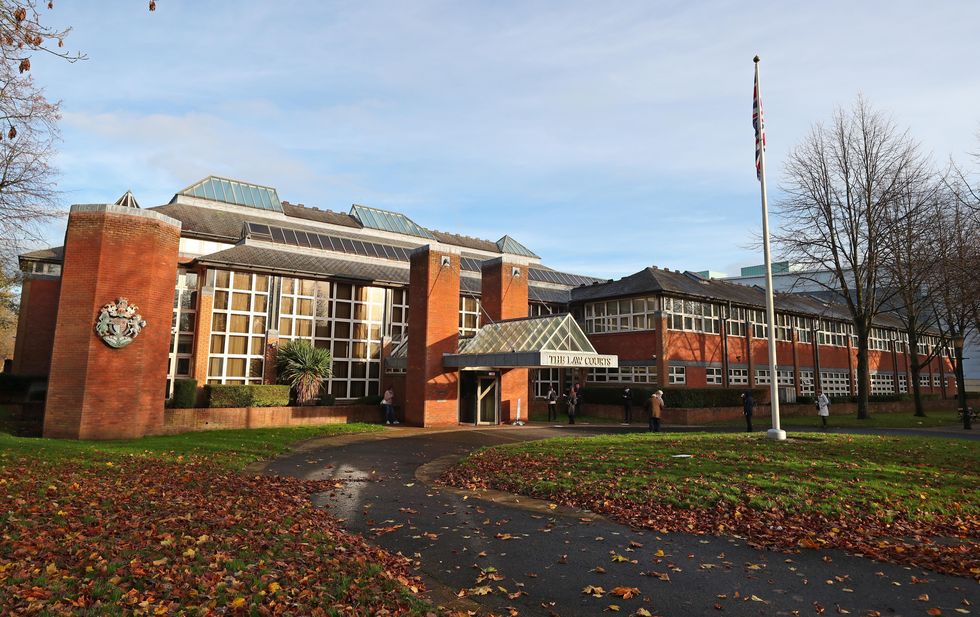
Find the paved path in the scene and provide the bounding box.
[266,426,977,616]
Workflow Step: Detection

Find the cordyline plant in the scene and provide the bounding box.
[276,340,332,404]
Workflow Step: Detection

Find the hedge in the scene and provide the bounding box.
[353,394,384,405]
[205,384,291,408]
[580,386,767,409]
[170,378,197,408]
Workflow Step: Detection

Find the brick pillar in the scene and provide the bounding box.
[654,311,668,388]
[43,205,181,439]
[481,257,529,423]
[12,274,61,376]
[404,245,460,427]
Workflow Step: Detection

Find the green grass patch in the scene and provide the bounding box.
[0,423,383,470]
[706,409,963,429]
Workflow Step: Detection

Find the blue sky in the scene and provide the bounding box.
[28,1,980,279]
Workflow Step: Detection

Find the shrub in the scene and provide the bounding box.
[250,385,291,407]
[170,378,198,408]
[353,394,384,405]
[205,384,291,408]
[579,386,766,409]
[319,392,337,406]
[277,340,332,404]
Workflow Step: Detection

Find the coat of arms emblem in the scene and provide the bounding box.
[95,298,147,349]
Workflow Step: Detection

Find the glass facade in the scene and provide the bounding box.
[459,295,481,337]
[585,296,660,334]
[665,297,720,334]
[167,269,198,396]
[207,270,270,385]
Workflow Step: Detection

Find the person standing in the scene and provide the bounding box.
[622,386,632,425]
[816,390,830,429]
[566,386,577,424]
[546,385,559,422]
[382,386,398,425]
[741,390,755,433]
[646,390,664,432]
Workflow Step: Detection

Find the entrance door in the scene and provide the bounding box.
[477,375,499,425]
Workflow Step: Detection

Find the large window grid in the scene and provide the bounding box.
[320,283,385,399]
[533,368,561,398]
[278,277,320,340]
[587,366,657,384]
[749,310,768,339]
[775,314,792,342]
[726,306,747,337]
[870,372,895,395]
[586,296,659,333]
[207,270,270,384]
[728,368,748,385]
[820,370,851,396]
[799,369,814,395]
[869,328,893,352]
[387,288,409,342]
[818,320,851,347]
[167,269,198,396]
[667,365,686,385]
[665,297,720,334]
[794,316,812,343]
[459,295,481,337]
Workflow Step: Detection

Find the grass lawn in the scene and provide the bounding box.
[707,409,964,429]
[0,423,436,615]
[442,432,980,578]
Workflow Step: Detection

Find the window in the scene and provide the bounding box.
[818,320,850,347]
[897,374,908,393]
[587,366,657,384]
[727,306,747,337]
[585,296,659,333]
[728,368,748,385]
[917,335,935,356]
[167,269,198,396]
[799,369,814,395]
[870,372,894,395]
[529,302,563,317]
[459,295,481,337]
[668,365,686,385]
[387,288,409,342]
[869,328,892,352]
[755,368,771,385]
[749,310,768,339]
[207,269,270,385]
[820,370,851,396]
[777,369,795,386]
[533,368,561,398]
[932,375,941,387]
[775,314,792,342]
[920,374,930,388]
[278,277,318,340]
[320,283,385,400]
[706,367,722,385]
[665,297,720,334]
[794,317,812,343]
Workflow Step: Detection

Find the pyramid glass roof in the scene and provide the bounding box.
[458,314,594,355]
[179,176,283,213]
[496,235,538,258]
[350,204,435,240]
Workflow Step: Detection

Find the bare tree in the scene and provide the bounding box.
[775,96,922,419]
[880,167,944,416]
[927,189,978,429]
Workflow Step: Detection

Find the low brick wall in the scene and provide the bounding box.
[153,404,384,436]
[542,398,961,425]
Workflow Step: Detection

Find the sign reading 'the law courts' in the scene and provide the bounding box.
[541,353,618,368]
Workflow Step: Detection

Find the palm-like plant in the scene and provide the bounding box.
[276,340,332,404]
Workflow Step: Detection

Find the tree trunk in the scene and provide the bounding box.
[955,345,971,430]
[856,332,870,420]
[907,330,925,417]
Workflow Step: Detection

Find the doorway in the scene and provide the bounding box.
[459,370,499,425]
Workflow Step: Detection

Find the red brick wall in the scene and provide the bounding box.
[12,276,61,376]
[481,259,529,423]
[152,404,382,435]
[404,247,460,427]
[43,206,181,440]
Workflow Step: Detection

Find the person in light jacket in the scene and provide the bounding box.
[816,390,830,429]
[646,390,664,432]
[546,385,559,422]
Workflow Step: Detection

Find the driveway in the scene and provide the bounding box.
[265,425,977,616]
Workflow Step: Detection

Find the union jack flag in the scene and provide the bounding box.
[753,66,765,181]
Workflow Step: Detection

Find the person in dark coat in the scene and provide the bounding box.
[742,390,755,433]
[565,386,577,424]
[622,386,632,425]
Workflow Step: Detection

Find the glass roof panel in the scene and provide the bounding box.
[496,235,539,258]
[350,204,436,240]
[178,176,283,213]
[460,314,597,355]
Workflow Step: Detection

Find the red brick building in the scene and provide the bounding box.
[13,176,955,438]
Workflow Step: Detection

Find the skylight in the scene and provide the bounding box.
[496,235,539,258]
[350,204,435,240]
[179,176,283,213]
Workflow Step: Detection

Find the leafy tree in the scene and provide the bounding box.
[276,339,332,404]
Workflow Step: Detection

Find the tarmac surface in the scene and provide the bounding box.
[265,424,978,616]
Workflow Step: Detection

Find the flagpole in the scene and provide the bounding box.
[754,55,786,441]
